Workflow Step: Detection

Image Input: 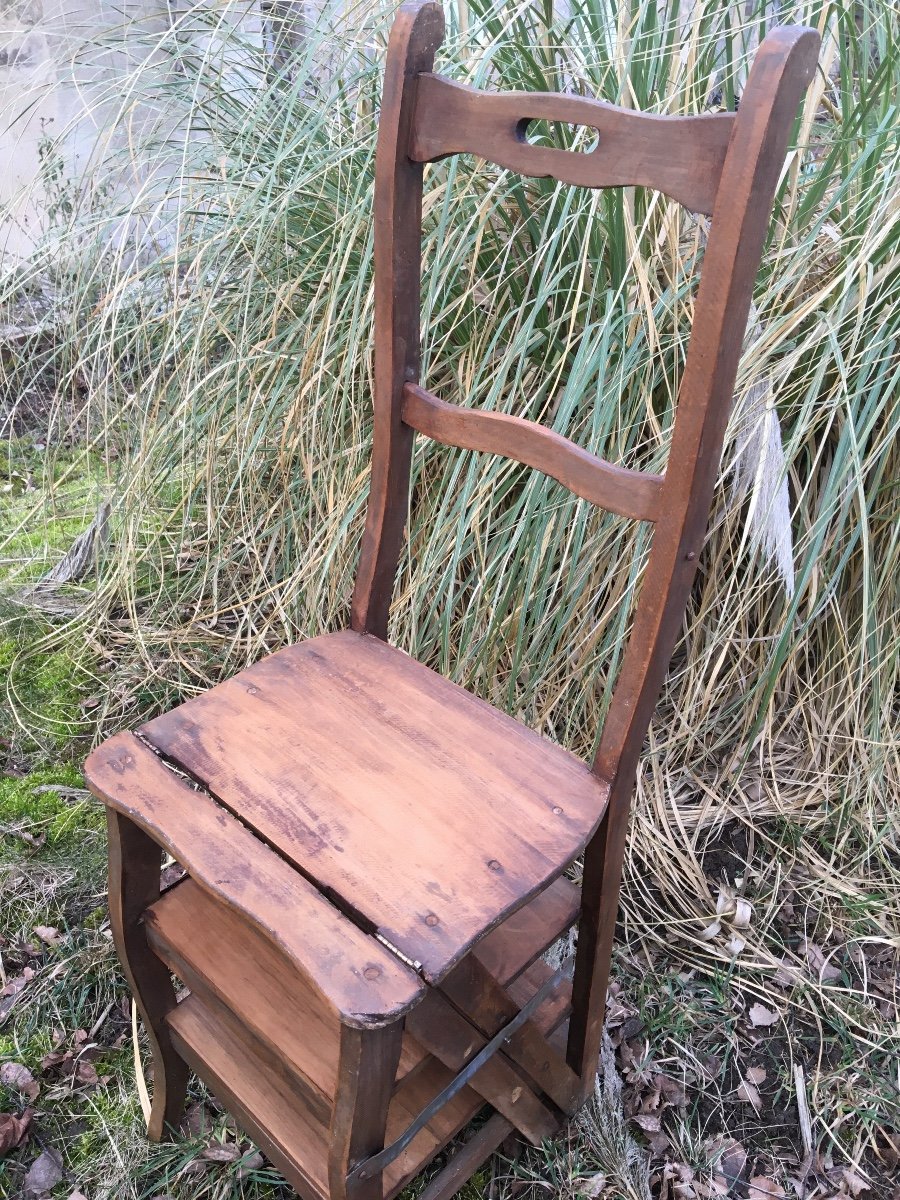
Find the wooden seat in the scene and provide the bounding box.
[84,7,819,1200]
[108,629,608,983]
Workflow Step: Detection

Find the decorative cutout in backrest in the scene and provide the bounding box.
[410,73,736,215]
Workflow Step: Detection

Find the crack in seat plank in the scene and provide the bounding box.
[138,629,609,982]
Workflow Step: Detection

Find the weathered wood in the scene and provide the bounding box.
[437,954,581,1115]
[402,384,662,522]
[329,1024,404,1200]
[507,959,573,1033]
[406,989,561,1143]
[140,630,608,983]
[405,957,571,1142]
[86,733,425,1028]
[168,995,332,1200]
[415,1113,515,1200]
[351,1,446,638]
[411,73,735,215]
[106,810,188,1140]
[168,990,486,1200]
[145,879,339,1122]
[383,1062,485,1198]
[567,26,821,1095]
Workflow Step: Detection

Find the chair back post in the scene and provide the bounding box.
[567,26,820,1093]
[351,1,445,639]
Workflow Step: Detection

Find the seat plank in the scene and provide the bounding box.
[84,732,424,1029]
[410,74,736,215]
[139,630,608,982]
[402,383,662,522]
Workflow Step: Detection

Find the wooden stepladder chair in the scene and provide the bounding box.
[85,7,818,1199]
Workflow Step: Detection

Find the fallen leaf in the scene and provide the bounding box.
[697,1177,730,1198]
[237,1150,264,1178]
[0,1062,39,1100]
[748,1179,785,1198]
[658,1074,688,1106]
[200,1141,242,1162]
[0,1107,33,1155]
[632,1113,662,1134]
[160,862,186,889]
[802,940,842,983]
[748,1003,780,1027]
[33,926,63,947]
[650,1131,671,1156]
[700,1053,722,1081]
[4,827,46,849]
[746,1066,767,1085]
[0,967,34,1020]
[24,1147,64,1196]
[179,1101,216,1137]
[772,960,796,988]
[75,1061,100,1087]
[580,1174,607,1198]
[68,1192,88,1200]
[841,1168,871,1197]
[40,1049,69,1073]
[736,1079,762,1112]
[717,1138,747,1183]
[40,1041,103,1093]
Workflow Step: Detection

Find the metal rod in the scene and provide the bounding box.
[347,955,575,1183]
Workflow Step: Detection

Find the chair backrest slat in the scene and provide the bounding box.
[411,73,737,215]
[402,384,663,523]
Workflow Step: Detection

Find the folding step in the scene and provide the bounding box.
[146,872,579,1109]
[148,871,579,1195]
[167,994,332,1200]
[167,992,484,1200]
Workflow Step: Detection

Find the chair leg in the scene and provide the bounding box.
[416,1113,515,1200]
[566,771,632,1102]
[329,1022,405,1200]
[107,808,189,1140]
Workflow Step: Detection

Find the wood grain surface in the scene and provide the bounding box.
[402,384,662,522]
[410,73,736,214]
[139,629,608,982]
[85,732,424,1028]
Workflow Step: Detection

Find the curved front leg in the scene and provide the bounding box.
[107,808,189,1140]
